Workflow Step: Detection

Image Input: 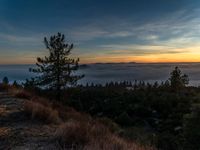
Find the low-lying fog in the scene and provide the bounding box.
[0,63,200,86]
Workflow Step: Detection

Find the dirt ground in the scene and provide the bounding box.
[0,92,59,150]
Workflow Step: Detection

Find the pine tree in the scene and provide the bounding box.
[169,66,189,90]
[13,80,19,87]
[2,77,9,85]
[30,32,84,101]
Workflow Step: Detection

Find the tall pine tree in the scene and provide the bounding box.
[30,32,84,101]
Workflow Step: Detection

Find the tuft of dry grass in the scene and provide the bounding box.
[50,101,92,123]
[14,90,32,99]
[10,88,60,124]
[55,120,89,147]
[0,108,4,115]
[8,88,32,99]
[0,83,10,91]
[0,127,11,138]
[23,99,61,124]
[54,119,155,150]
[96,117,120,133]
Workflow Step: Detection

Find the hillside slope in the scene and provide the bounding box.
[0,90,155,150]
[0,92,57,149]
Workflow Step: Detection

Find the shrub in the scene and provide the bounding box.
[119,127,155,146]
[183,104,200,150]
[116,112,133,126]
[156,132,181,150]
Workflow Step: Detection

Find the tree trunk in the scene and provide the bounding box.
[56,51,61,101]
[56,87,61,102]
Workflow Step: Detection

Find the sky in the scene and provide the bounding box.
[1,0,200,64]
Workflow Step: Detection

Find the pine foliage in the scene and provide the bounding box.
[30,32,84,100]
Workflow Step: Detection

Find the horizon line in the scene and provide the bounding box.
[1,61,200,65]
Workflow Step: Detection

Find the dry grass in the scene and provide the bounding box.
[10,88,61,124]
[54,120,155,150]
[0,107,8,117]
[96,117,120,133]
[15,91,31,99]
[0,83,10,91]
[8,87,32,99]
[0,127,11,138]
[11,89,62,124]
[23,99,61,124]
[9,88,155,150]
[0,108,4,116]
[84,134,144,150]
[14,90,32,99]
[50,100,92,123]
[55,120,89,147]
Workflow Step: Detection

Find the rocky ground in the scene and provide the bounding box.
[0,92,59,150]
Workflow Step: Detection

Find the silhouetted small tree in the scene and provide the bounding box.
[13,80,20,87]
[2,77,9,85]
[164,80,170,87]
[153,81,159,88]
[30,33,84,101]
[169,66,189,90]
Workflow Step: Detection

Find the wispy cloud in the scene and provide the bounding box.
[98,44,189,56]
[1,5,200,63]
[0,34,40,43]
[58,8,200,50]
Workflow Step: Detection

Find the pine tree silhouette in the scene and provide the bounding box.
[30,32,84,101]
[169,66,189,91]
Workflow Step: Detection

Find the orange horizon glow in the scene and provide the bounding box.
[1,50,200,65]
[79,52,200,64]
[0,47,200,64]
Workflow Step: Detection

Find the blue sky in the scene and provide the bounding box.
[1,0,200,64]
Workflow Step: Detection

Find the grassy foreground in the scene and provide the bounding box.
[0,85,155,150]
